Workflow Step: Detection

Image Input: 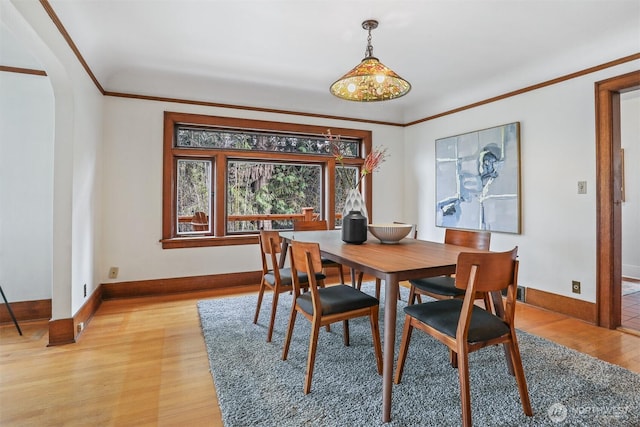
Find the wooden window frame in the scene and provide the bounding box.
[161,112,373,249]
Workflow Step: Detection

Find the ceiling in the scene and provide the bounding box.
[3,0,640,124]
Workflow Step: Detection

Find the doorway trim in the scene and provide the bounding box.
[595,70,640,328]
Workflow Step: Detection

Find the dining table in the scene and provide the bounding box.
[278,229,486,422]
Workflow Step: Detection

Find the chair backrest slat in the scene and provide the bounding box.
[290,241,323,278]
[293,220,329,231]
[258,230,283,280]
[444,229,491,250]
[260,230,282,255]
[455,247,518,293]
[290,240,323,303]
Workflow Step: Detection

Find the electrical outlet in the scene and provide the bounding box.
[77,322,84,333]
[572,280,581,294]
[108,267,119,279]
[577,181,587,194]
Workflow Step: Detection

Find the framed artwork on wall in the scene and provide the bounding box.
[435,122,521,234]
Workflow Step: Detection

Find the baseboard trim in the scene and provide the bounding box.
[101,270,262,299]
[72,285,104,343]
[0,298,51,323]
[7,273,599,344]
[525,288,597,323]
[48,318,75,346]
[3,271,263,345]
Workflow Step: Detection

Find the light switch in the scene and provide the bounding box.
[577,181,587,194]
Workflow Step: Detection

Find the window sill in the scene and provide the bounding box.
[161,235,259,249]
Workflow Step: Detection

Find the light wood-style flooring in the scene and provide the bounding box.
[622,279,640,331]
[1,285,639,426]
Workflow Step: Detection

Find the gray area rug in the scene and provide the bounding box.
[198,283,640,426]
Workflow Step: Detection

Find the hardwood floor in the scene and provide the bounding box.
[1,285,639,426]
[622,279,640,331]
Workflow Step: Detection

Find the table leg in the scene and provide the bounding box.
[279,240,289,268]
[382,273,398,423]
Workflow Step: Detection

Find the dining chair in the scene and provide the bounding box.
[407,228,491,306]
[293,220,345,284]
[356,222,417,300]
[253,230,326,342]
[282,240,383,394]
[394,247,532,426]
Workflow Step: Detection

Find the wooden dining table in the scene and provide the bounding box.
[279,229,484,422]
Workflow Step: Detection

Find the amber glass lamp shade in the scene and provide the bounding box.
[330,56,411,102]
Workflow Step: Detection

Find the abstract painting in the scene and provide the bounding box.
[435,122,521,234]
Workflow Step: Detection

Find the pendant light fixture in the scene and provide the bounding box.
[330,19,411,102]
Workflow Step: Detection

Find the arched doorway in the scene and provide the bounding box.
[2,0,77,343]
[595,70,640,328]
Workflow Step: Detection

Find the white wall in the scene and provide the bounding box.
[4,0,104,318]
[100,97,405,283]
[621,90,640,280]
[404,60,640,303]
[0,72,54,302]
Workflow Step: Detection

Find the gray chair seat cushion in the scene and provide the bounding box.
[297,285,379,316]
[409,276,464,297]
[321,257,339,266]
[404,299,510,343]
[264,268,325,287]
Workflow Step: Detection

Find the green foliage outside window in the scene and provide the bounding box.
[227,161,320,232]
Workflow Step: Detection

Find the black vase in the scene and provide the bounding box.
[342,210,367,244]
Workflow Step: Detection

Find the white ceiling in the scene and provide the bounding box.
[4,0,640,123]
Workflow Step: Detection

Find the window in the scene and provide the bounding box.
[162,112,372,248]
[227,160,322,233]
[176,159,211,235]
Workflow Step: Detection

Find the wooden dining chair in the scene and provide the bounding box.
[394,247,532,426]
[293,220,345,284]
[282,240,383,394]
[356,222,417,300]
[253,230,326,342]
[407,228,491,306]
